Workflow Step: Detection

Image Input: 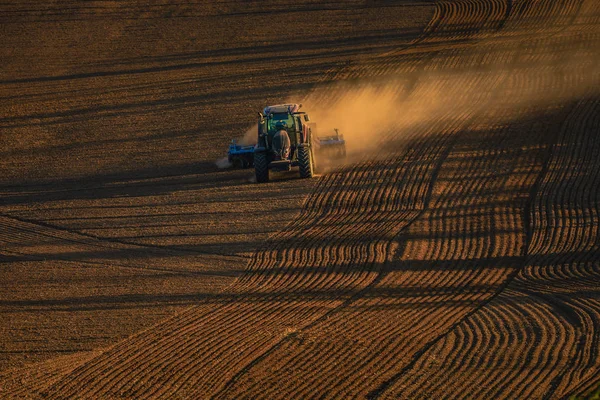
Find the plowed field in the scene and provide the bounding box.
[1,1,599,399]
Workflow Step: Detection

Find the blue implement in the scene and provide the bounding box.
[227,140,255,168]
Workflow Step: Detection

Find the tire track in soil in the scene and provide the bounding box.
[0,211,250,260]
[0,213,243,275]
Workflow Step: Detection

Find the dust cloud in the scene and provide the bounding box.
[239,125,259,146]
[215,125,256,168]
[299,23,600,165]
[227,18,599,169]
[215,157,232,169]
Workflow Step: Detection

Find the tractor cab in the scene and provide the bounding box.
[259,104,308,147]
[226,102,345,182]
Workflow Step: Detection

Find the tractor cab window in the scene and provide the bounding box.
[267,113,296,134]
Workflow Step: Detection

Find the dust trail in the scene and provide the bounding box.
[239,125,258,146]
[215,157,232,169]
[299,17,600,165]
[228,13,599,169]
[216,125,257,168]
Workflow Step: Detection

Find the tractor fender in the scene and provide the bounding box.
[301,124,310,143]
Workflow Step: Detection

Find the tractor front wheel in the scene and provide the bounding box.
[254,151,269,183]
[298,145,313,179]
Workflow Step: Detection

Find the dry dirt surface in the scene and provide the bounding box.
[1,0,600,399]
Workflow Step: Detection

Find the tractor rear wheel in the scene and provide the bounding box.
[298,145,313,179]
[254,151,269,183]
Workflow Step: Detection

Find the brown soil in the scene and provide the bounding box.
[1,0,599,399]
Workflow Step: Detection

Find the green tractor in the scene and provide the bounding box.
[253,103,345,183]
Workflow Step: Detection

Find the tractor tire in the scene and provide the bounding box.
[298,145,313,179]
[254,151,269,183]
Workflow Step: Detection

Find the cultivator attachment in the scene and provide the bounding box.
[315,129,346,160]
[227,140,254,168]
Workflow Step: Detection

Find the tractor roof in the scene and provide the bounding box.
[263,104,301,115]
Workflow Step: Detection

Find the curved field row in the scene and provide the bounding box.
[371,53,600,400]
[0,0,436,375]
[0,1,473,397]
[374,1,600,397]
[432,0,510,39]
[214,0,600,398]
[0,351,103,398]
[329,0,510,82]
[213,67,525,398]
[216,74,562,400]
[26,123,448,399]
[504,0,583,34]
[2,0,599,398]
[22,0,527,397]
[515,97,600,397]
